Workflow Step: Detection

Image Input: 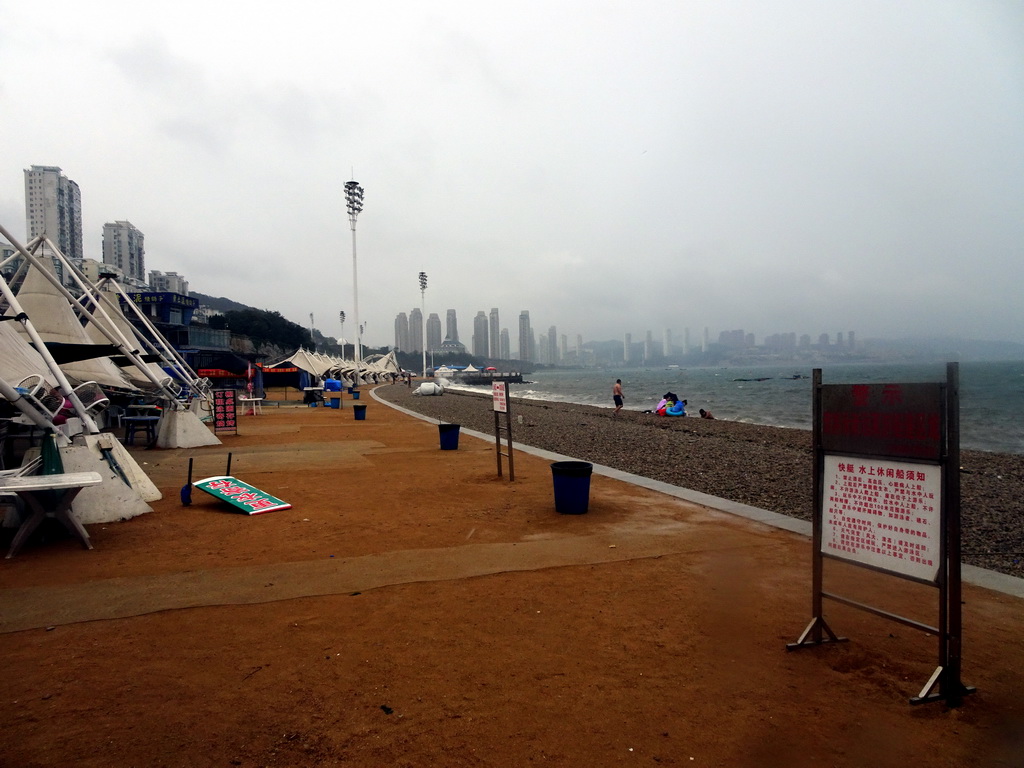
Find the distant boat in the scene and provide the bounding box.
[666,364,681,370]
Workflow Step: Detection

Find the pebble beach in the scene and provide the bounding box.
[377,382,1024,580]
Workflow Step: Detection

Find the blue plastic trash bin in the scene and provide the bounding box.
[551,461,593,514]
[438,423,461,450]
[351,390,361,400]
[353,404,367,420]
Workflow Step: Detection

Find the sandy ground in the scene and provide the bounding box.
[1,386,1022,767]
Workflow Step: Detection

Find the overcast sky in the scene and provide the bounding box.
[2,1,1022,349]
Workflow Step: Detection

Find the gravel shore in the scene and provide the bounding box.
[377,382,1024,580]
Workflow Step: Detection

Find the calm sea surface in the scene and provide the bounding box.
[446,361,1024,456]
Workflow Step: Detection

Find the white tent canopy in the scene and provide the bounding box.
[10,257,137,391]
[269,348,401,382]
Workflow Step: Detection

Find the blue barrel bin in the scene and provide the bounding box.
[347,386,355,394]
[551,461,593,514]
[328,397,340,409]
[351,390,361,400]
[438,423,461,450]
[353,404,367,420]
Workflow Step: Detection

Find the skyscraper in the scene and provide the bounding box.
[102,220,146,285]
[489,308,500,359]
[426,313,442,352]
[547,325,558,364]
[24,165,84,272]
[518,311,532,362]
[394,312,410,351]
[624,333,632,363]
[500,328,510,360]
[473,311,489,357]
[446,309,459,343]
[409,308,423,353]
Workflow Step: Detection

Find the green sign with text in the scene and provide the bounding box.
[193,475,291,514]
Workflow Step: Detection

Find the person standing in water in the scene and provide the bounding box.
[612,379,624,415]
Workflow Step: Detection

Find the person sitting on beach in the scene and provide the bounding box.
[666,399,686,416]
[699,408,715,419]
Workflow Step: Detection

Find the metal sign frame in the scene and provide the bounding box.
[492,380,515,481]
[788,363,973,706]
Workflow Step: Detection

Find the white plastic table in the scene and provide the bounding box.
[238,397,264,416]
[3,471,103,558]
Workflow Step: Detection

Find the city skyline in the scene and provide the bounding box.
[3,3,1022,350]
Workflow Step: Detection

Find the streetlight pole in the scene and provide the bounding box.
[339,310,346,356]
[418,271,428,377]
[345,180,364,385]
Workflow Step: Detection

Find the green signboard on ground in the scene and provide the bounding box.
[192,475,291,514]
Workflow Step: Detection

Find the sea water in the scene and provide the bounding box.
[447,361,1024,456]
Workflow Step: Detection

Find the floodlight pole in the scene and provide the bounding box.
[345,180,364,385]
[339,310,346,356]
[419,271,428,378]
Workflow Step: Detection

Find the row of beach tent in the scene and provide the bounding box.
[0,222,396,525]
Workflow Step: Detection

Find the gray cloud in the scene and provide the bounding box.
[1,1,1022,348]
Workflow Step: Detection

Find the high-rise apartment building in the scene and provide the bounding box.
[488,308,500,359]
[473,311,489,357]
[408,308,423,353]
[518,311,532,362]
[24,165,84,273]
[500,328,510,360]
[102,220,146,285]
[446,309,459,343]
[663,328,673,357]
[394,312,410,351]
[547,325,558,364]
[624,333,632,363]
[426,313,442,352]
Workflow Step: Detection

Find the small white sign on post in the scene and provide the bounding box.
[492,381,508,412]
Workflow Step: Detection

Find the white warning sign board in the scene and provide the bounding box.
[492,381,508,413]
[821,454,942,583]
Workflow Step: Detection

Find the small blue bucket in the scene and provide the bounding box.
[353,404,367,420]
